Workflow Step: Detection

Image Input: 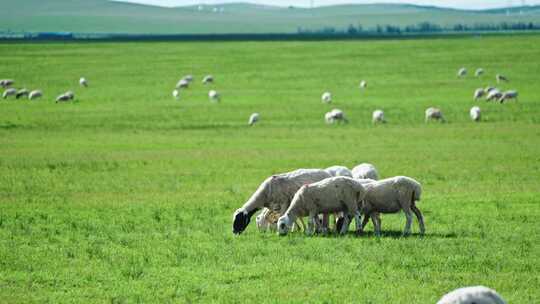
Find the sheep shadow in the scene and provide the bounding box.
[321,230,457,239]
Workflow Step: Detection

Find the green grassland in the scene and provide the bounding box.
[2,0,540,34]
[1,35,540,303]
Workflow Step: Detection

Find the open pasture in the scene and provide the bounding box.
[1,36,539,303]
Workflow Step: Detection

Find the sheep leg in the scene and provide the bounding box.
[403,208,413,236]
[411,205,425,235]
[339,214,350,235]
[321,214,330,235]
[372,213,382,237]
[354,211,362,235]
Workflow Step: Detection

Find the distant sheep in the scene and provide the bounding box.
[359,80,367,89]
[202,75,213,84]
[499,90,518,103]
[425,107,445,123]
[360,176,424,236]
[325,109,348,124]
[56,91,74,103]
[232,169,331,234]
[352,163,379,180]
[473,88,485,101]
[28,90,43,100]
[248,113,259,126]
[277,177,367,235]
[172,89,180,100]
[15,88,29,99]
[470,106,481,122]
[486,89,503,102]
[325,166,352,177]
[79,77,88,87]
[457,68,467,77]
[437,286,507,304]
[475,68,484,77]
[2,88,17,99]
[0,79,14,88]
[321,92,332,104]
[208,90,220,102]
[372,110,385,124]
[496,74,508,83]
[176,79,189,89]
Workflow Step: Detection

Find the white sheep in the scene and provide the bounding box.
[359,176,424,236]
[457,68,467,77]
[475,68,484,77]
[277,176,367,236]
[498,90,518,103]
[325,109,348,124]
[232,169,331,234]
[79,77,88,87]
[2,88,17,99]
[0,79,14,88]
[425,107,445,123]
[470,106,481,122]
[248,113,259,126]
[372,110,385,124]
[176,79,189,89]
[325,166,352,177]
[56,91,74,103]
[28,90,43,100]
[15,88,29,99]
[208,90,220,102]
[485,86,496,94]
[496,74,508,83]
[486,89,503,102]
[321,92,332,104]
[473,88,485,101]
[437,286,507,304]
[359,80,367,89]
[172,89,180,100]
[352,163,379,180]
[202,75,213,84]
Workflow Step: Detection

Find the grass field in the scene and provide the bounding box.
[1,35,540,303]
[2,0,540,34]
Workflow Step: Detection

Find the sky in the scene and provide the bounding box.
[116,0,540,9]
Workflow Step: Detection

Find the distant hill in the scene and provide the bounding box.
[1,0,540,34]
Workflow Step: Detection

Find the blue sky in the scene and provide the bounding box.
[116,0,540,9]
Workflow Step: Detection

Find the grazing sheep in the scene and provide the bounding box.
[202,75,213,84]
[321,92,332,104]
[183,75,194,83]
[485,86,496,93]
[352,163,379,180]
[457,68,467,77]
[28,90,42,100]
[56,91,74,103]
[470,106,481,122]
[437,286,507,304]
[208,90,220,102]
[2,88,17,99]
[359,80,367,89]
[277,176,367,235]
[0,79,14,88]
[475,68,484,77]
[473,88,485,101]
[496,74,508,83]
[176,79,189,89]
[498,90,518,103]
[15,88,29,99]
[172,89,180,100]
[359,176,424,236]
[372,110,386,124]
[486,89,503,102]
[232,169,331,234]
[79,77,88,87]
[256,207,305,232]
[425,107,445,123]
[325,109,348,124]
[325,166,352,177]
[248,113,259,126]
